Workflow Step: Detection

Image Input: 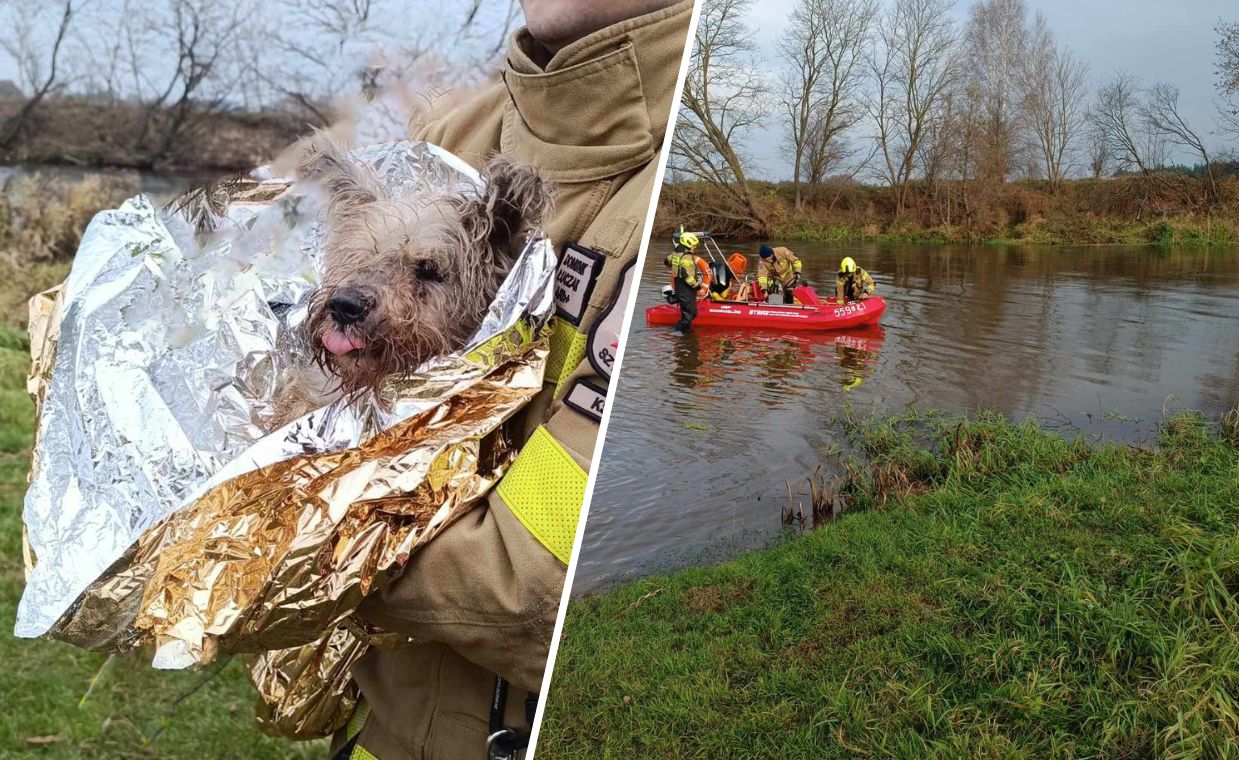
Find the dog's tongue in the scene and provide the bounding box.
[321,329,365,356]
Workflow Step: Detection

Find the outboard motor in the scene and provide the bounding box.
[708,260,731,296]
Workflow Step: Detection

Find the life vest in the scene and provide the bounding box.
[667,251,710,289]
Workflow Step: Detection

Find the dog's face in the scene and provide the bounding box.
[299,137,554,391]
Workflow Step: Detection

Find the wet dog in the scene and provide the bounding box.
[299,134,554,393]
[261,136,554,428]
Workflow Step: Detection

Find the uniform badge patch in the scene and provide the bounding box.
[554,243,604,325]
[587,260,635,381]
[563,379,607,423]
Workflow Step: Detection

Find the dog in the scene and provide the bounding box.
[298,134,555,394]
[255,135,554,430]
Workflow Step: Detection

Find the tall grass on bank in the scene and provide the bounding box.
[539,411,1239,759]
[0,174,134,327]
[0,322,322,758]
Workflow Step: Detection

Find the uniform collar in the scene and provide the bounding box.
[500,1,691,183]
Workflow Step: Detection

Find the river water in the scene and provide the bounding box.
[573,239,1239,595]
[0,164,219,203]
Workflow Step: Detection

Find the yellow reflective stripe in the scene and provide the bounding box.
[497,426,586,564]
[346,700,370,741]
[545,319,587,391]
[349,745,379,760]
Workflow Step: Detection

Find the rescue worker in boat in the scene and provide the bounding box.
[756,244,804,304]
[836,256,875,303]
[664,230,709,335]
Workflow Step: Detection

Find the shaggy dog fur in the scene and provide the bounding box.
[297,134,555,395]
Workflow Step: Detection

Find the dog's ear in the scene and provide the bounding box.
[296,131,383,216]
[457,155,556,257]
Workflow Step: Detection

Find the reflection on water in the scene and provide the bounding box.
[575,240,1239,595]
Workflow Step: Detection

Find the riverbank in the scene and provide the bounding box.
[657,175,1239,245]
[1,98,303,171]
[540,411,1239,758]
[779,212,1239,246]
[0,323,320,757]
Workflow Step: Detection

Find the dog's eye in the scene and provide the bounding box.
[413,260,444,283]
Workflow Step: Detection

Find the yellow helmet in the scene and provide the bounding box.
[676,231,700,250]
[840,256,857,273]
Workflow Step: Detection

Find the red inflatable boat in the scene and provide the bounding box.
[647,286,885,331]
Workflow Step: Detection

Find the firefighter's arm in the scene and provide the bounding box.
[863,270,875,293]
[836,277,845,302]
[355,481,567,693]
[757,261,771,289]
[793,257,803,274]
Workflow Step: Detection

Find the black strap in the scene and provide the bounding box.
[487,677,534,760]
[331,735,360,760]
[489,676,509,735]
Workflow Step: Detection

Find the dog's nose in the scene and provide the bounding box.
[327,289,370,325]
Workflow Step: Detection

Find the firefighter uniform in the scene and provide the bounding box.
[756,246,803,304]
[836,269,876,302]
[329,3,693,759]
[666,247,706,332]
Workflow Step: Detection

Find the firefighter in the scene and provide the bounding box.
[664,230,708,335]
[329,3,695,759]
[836,256,875,303]
[756,244,804,304]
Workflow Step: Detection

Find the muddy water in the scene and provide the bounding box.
[574,240,1239,595]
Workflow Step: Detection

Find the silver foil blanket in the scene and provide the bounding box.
[15,140,555,694]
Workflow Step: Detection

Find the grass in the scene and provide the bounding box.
[0,173,135,329]
[538,411,1239,759]
[0,322,323,759]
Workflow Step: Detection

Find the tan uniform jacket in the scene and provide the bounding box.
[756,247,802,288]
[836,268,876,302]
[337,4,692,759]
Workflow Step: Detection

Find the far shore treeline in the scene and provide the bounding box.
[667,0,1239,243]
[0,0,519,171]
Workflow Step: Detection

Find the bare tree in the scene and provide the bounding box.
[1091,72,1152,175]
[123,0,250,164]
[778,0,876,211]
[253,0,379,124]
[1217,20,1239,138]
[0,0,79,150]
[1142,82,1221,203]
[869,0,959,215]
[962,0,1029,181]
[1020,13,1088,190]
[1084,118,1109,179]
[672,0,767,233]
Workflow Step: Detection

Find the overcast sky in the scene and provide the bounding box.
[742,0,1237,180]
[2,0,1233,180]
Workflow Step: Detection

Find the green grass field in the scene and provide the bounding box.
[0,324,323,759]
[539,411,1239,759]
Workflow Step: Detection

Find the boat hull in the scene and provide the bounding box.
[646,295,886,331]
